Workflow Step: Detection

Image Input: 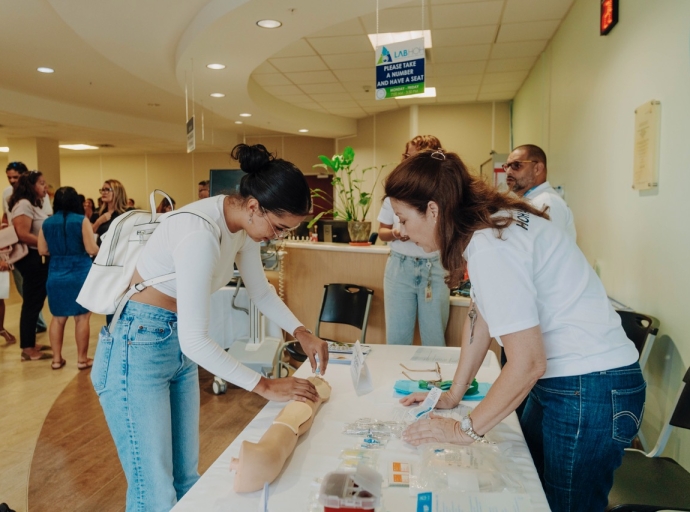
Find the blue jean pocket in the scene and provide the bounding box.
[130,320,174,344]
[91,326,114,394]
[612,381,646,444]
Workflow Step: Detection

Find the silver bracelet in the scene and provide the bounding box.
[460,415,488,443]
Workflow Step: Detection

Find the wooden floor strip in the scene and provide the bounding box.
[28,367,266,511]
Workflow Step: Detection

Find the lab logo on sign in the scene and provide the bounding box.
[377,47,392,64]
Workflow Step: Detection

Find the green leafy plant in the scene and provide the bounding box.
[307,146,386,228]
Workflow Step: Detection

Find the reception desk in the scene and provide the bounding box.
[281,241,470,346]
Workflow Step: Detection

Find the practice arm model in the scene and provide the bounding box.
[230,377,332,492]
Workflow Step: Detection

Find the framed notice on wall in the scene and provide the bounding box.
[633,100,661,190]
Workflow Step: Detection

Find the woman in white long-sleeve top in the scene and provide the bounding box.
[91,143,330,512]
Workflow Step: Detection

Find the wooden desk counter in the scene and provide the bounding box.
[281,241,469,347]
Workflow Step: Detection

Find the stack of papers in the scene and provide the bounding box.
[327,341,371,365]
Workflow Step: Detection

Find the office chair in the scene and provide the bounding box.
[606,366,690,511]
[616,310,660,372]
[285,283,374,365]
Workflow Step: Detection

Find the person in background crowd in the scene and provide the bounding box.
[377,135,450,346]
[3,162,49,333]
[92,143,329,511]
[198,179,210,199]
[389,149,644,512]
[0,258,16,345]
[38,187,99,370]
[9,171,51,361]
[504,144,576,240]
[126,198,136,210]
[92,179,128,242]
[82,196,98,223]
[156,197,175,214]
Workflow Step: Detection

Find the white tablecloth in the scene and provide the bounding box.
[173,345,550,511]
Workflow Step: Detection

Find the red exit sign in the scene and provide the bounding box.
[601,0,619,35]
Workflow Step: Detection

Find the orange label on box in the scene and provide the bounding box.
[392,473,409,484]
[392,462,409,473]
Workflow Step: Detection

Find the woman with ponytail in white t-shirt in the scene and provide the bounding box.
[387,149,644,512]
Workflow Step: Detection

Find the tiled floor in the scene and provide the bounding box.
[0,284,102,512]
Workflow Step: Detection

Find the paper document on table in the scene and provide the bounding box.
[411,348,491,368]
[416,491,531,511]
[411,348,460,364]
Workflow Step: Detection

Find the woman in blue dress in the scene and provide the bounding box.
[38,187,99,370]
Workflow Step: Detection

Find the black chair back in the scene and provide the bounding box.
[670,367,690,430]
[318,284,373,330]
[616,311,659,354]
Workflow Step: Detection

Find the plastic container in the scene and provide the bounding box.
[319,466,383,511]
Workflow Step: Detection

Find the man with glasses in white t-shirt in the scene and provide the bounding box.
[504,144,576,241]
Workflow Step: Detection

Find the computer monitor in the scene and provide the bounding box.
[210,169,246,196]
[318,220,350,244]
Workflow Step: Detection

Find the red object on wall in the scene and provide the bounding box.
[600,0,619,35]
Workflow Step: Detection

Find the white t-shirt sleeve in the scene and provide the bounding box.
[468,243,540,338]
[174,229,262,391]
[235,237,302,335]
[377,197,395,225]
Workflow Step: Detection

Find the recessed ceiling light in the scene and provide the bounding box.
[298,129,309,133]
[235,121,243,125]
[37,67,54,74]
[239,113,252,117]
[367,30,432,49]
[206,63,226,70]
[0,147,9,153]
[396,87,437,99]
[210,93,225,98]
[256,19,282,29]
[59,144,99,151]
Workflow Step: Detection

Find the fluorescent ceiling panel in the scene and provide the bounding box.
[367,30,432,49]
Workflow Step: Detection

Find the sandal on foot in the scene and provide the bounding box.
[0,329,16,344]
[51,359,66,370]
[77,358,93,370]
[21,351,52,362]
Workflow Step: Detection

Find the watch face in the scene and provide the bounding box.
[461,416,472,431]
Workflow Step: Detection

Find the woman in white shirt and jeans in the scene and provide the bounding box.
[91,144,329,512]
[378,135,449,346]
[386,149,644,512]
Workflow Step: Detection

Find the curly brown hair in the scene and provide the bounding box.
[384,149,549,288]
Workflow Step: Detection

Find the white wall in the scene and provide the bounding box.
[513,0,690,467]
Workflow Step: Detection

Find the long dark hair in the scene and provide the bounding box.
[54,187,83,215]
[8,171,43,210]
[230,143,311,215]
[384,150,549,287]
[52,187,84,246]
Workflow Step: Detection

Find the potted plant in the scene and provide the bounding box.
[308,146,386,243]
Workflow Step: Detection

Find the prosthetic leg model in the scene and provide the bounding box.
[230,377,332,492]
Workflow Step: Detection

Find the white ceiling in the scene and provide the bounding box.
[0,0,574,154]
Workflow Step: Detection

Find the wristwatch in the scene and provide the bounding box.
[460,415,487,443]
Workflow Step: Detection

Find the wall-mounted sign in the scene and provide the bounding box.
[600,0,619,35]
[633,100,661,191]
[186,116,195,153]
[375,37,425,100]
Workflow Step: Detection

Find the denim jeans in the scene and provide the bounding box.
[383,252,450,346]
[91,301,200,512]
[520,362,646,512]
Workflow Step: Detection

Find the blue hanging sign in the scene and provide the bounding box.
[375,37,425,100]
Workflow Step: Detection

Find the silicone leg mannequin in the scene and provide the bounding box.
[230,377,332,492]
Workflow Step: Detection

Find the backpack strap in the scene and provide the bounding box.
[107,208,222,332]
